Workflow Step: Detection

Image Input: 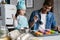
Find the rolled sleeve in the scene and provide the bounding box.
[51,13,56,27]
[29,11,35,23]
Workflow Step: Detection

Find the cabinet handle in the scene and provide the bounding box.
[6,18,11,19]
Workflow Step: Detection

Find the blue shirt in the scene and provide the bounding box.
[15,15,28,29]
[29,10,56,30]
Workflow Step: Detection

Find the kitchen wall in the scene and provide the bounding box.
[54,0,60,25]
[26,0,44,20]
[10,0,44,20]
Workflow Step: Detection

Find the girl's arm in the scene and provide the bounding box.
[12,14,18,27]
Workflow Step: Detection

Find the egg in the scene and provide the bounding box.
[45,31,51,35]
[34,31,43,36]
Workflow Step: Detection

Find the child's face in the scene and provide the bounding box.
[18,10,26,15]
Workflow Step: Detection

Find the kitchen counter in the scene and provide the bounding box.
[0,36,11,40]
[26,33,60,40]
[16,33,60,40]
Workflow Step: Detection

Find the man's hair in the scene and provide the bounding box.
[43,1,53,7]
[42,0,53,12]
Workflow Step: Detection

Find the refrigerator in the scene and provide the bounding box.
[0,4,16,29]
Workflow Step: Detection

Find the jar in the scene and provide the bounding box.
[0,26,9,38]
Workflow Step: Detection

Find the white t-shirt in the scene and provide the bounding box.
[39,13,47,30]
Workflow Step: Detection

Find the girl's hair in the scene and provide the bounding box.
[15,9,20,18]
[15,9,26,19]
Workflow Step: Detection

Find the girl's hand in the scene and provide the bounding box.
[12,14,14,18]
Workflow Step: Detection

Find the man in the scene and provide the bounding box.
[29,2,58,31]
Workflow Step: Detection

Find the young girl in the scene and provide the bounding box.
[15,0,29,30]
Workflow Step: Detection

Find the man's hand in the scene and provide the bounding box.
[34,15,38,22]
[29,15,38,28]
[57,26,60,32]
[54,26,58,31]
[54,26,60,32]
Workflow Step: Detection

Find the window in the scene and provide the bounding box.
[5,0,10,4]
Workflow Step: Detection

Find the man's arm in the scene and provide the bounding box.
[29,11,35,28]
[51,13,57,30]
[29,11,38,28]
